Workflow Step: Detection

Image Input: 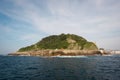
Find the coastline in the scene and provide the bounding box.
[8,49,110,57]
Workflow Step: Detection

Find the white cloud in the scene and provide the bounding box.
[20,34,38,41]
[0,0,120,50]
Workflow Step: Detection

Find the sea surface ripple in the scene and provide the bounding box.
[0,55,120,80]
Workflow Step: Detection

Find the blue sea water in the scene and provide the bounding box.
[0,55,120,80]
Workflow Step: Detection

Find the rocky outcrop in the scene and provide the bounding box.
[9,50,102,56]
[9,34,101,56]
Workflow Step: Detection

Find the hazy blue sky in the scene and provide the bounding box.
[0,0,120,54]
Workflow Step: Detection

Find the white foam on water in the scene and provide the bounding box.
[102,54,114,57]
[51,55,88,58]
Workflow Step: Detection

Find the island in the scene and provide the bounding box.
[8,34,108,56]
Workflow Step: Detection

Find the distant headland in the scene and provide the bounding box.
[8,34,110,56]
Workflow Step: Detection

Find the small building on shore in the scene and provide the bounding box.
[99,48,105,54]
[111,50,120,54]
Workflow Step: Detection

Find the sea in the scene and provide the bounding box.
[0,55,120,80]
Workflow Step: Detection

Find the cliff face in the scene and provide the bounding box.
[18,34,98,52]
[9,50,101,56]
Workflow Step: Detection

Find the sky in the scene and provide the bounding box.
[0,0,120,54]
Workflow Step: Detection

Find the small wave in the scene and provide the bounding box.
[102,55,113,56]
[52,56,87,58]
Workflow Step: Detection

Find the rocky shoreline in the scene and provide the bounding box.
[8,49,109,56]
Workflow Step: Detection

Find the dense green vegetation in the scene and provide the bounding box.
[18,34,98,52]
[36,34,69,49]
[83,42,98,50]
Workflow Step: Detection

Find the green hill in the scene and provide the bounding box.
[18,34,98,52]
